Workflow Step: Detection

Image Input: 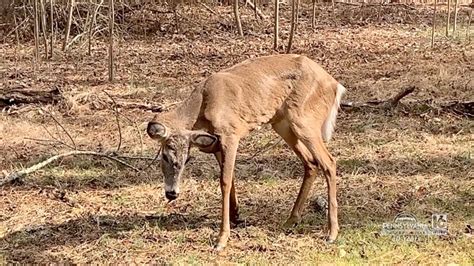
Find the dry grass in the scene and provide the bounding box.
[1,3,473,264]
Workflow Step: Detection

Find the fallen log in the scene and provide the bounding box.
[0,87,62,108]
[441,101,473,118]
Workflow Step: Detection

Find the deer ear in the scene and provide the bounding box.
[190,131,218,149]
[147,122,168,140]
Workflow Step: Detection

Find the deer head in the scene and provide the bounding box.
[147,121,218,201]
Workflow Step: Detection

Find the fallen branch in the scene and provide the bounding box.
[334,2,416,9]
[1,150,140,186]
[115,101,180,112]
[249,138,283,160]
[341,87,472,118]
[341,86,415,110]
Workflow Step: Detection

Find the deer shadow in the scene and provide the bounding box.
[0,212,211,263]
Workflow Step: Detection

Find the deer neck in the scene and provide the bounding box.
[162,87,203,131]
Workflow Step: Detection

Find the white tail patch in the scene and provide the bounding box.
[322,83,346,141]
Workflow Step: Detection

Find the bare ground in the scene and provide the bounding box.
[0,3,473,264]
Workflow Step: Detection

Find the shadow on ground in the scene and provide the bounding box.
[0,212,210,263]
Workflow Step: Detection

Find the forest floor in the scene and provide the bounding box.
[0,3,473,264]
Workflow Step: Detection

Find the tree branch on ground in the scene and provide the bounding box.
[340,87,473,118]
[341,86,415,109]
[0,150,140,186]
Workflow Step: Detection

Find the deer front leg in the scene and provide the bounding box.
[215,151,240,224]
[215,137,239,251]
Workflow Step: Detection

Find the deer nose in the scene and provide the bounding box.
[165,191,178,201]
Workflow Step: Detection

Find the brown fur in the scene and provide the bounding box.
[148,54,343,250]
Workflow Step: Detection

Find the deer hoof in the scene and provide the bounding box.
[325,237,336,244]
[231,216,244,226]
[213,243,226,252]
[283,217,300,228]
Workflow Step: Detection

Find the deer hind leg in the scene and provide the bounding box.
[290,120,339,242]
[272,120,318,227]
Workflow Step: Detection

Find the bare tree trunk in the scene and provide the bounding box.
[88,0,102,56]
[108,0,114,82]
[13,13,20,45]
[311,0,316,28]
[33,0,40,61]
[174,8,179,33]
[286,0,300,53]
[446,0,451,36]
[273,0,279,50]
[467,10,472,41]
[332,0,335,14]
[431,0,437,48]
[234,0,243,36]
[50,0,54,58]
[295,0,300,25]
[63,0,74,51]
[453,0,458,34]
[40,0,48,59]
[254,0,257,19]
[88,0,94,56]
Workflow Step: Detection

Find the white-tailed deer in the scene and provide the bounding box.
[147,54,345,251]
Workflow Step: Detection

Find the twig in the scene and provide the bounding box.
[116,112,144,156]
[389,86,415,107]
[1,150,140,186]
[244,0,267,20]
[41,107,77,150]
[41,124,75,149]
[141,147,161,172]
[6,16,28,43]
[115,101,179,112]
[199,1,217,15]
[116,155,157,160]
[249,138,283,160]
[104,91,122,153]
